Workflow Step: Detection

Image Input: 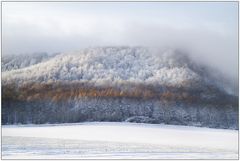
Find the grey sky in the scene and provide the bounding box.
[2,2,238,81]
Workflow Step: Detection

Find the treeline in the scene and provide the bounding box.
[2,81,224,104]
[2,81,238,128]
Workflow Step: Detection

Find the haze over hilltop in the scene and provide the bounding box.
[2,2,238,84]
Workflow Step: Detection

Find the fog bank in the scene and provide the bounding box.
[2,2,238,83]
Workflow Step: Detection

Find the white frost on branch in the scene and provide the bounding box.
[2,47,202,86]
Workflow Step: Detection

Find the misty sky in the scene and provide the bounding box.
[2,2,238,80]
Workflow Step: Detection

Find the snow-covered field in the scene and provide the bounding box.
[2,122,238,159]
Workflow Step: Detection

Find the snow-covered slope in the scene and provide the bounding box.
[2,47,234,94]
[2,122,238,159]
[2,47,201,87]
[2,52,58,72]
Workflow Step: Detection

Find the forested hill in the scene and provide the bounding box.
[2,47,235,94]
[2,47,238,129]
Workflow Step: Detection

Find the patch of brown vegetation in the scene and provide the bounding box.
[2,81,202,104]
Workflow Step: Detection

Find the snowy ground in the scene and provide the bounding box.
[2,122,238,159]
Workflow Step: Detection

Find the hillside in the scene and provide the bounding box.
[1,47,229,89]
[2,52,58,72]
[2,47,238,129]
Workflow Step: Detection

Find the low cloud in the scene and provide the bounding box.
[2,2,238,85]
